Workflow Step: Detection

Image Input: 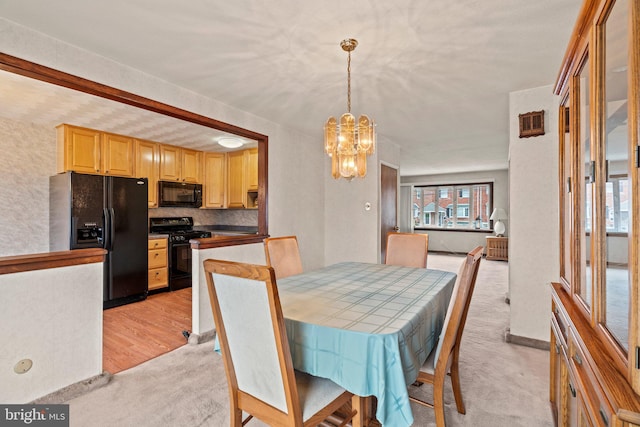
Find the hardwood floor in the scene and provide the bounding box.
[103,288,192,374]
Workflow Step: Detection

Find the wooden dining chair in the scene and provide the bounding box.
[264,235,304,279]
[203,259,356,427]
[385,232,429,268]
[409,245,483,427]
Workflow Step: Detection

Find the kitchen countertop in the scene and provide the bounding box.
[196,225,258,235]
[148,234,169,239]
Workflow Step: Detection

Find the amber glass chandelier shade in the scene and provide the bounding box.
[323,38,376,180]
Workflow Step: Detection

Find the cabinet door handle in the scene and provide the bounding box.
[573,353,582,366]
[568,382,576,398]
[555,344,560,354]
[599,408,608,426]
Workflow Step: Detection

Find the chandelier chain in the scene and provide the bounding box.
[347,50,351,113]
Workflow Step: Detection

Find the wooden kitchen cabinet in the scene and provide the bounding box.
[57,124,134,177]
[134,139,159,208]
[101,132,135,176]
[181,148,202,183]
[159,144,202,183]
[56,124,101,174]
[551,0,640,425]
[148,237,168,291]
[227,150,246,208]
[203,152,226,208]
[159,144,181,181]
[247,147,258,191]
[226,148,258,209]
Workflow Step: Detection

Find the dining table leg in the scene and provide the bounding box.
[351,395,372,427]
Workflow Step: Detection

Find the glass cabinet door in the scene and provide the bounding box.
[577,55,593,311]
[560,99,573,289]
[602,0,630,352]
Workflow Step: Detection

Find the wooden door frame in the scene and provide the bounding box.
[380,162,399,263]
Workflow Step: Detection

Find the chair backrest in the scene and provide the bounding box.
[203,259,303,425]
[432,246,483,370]
[264,236,304,279]
[385,232,429,268]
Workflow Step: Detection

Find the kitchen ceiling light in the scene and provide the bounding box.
[324,38,376,180]
[218,137,243,148]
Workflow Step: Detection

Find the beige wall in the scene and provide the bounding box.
[0,118,57,256]
[0,263,103,403]
[508,84,559,343]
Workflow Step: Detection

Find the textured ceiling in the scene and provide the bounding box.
[0,70,257,152]
[0,0,581,175]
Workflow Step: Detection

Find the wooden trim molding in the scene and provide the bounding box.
[191,234,267,250]
[554,0,600,94]
[0,249,106,275]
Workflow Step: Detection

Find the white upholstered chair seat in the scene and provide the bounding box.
[295,371,350,421]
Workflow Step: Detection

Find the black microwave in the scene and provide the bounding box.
[158,181,203,208]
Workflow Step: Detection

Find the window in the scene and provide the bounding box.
[605,175,629,232]
[413,183,493,231]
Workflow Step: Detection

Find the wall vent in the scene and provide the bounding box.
[519,110,545,138]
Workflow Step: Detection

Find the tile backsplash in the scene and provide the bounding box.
[149,207,258,228]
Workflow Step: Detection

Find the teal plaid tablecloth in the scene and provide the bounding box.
[278,262,456,427]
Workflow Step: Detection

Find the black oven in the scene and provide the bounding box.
[158,181,203,208]
[149,217,211,291]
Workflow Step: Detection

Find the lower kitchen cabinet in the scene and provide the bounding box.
[148,237,168,291]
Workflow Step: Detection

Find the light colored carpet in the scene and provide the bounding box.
[66,254,552,426]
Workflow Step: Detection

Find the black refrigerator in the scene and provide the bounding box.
[50,172,149,309]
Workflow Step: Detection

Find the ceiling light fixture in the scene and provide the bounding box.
[218,137,244,148]
[324,38,376,180]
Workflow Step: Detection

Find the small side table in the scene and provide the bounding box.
[485,236,508,261]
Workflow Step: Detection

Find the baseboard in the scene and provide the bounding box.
[504,329,550,351]
[188,329,215,345]
[429,250,468,256]
[30,372,111,404]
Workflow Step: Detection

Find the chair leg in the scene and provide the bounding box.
[449,353,466,415]
[433,376,447,427]
[230,408,242,427]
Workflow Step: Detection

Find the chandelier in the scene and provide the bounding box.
[324,38,376,180]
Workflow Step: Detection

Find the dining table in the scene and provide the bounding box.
[277,261,456,427]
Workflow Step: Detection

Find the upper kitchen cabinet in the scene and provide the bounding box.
[135,139,160,208]
[247,147,258,191]
[551,0,640,424]
[56,124,134,177]
[226,148,259,209]
[102,132,135,177]
[159,144,202,183]
[203,152,226,208]
[227,150,246,208]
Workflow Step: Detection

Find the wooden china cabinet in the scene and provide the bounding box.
[550,0,640,426]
